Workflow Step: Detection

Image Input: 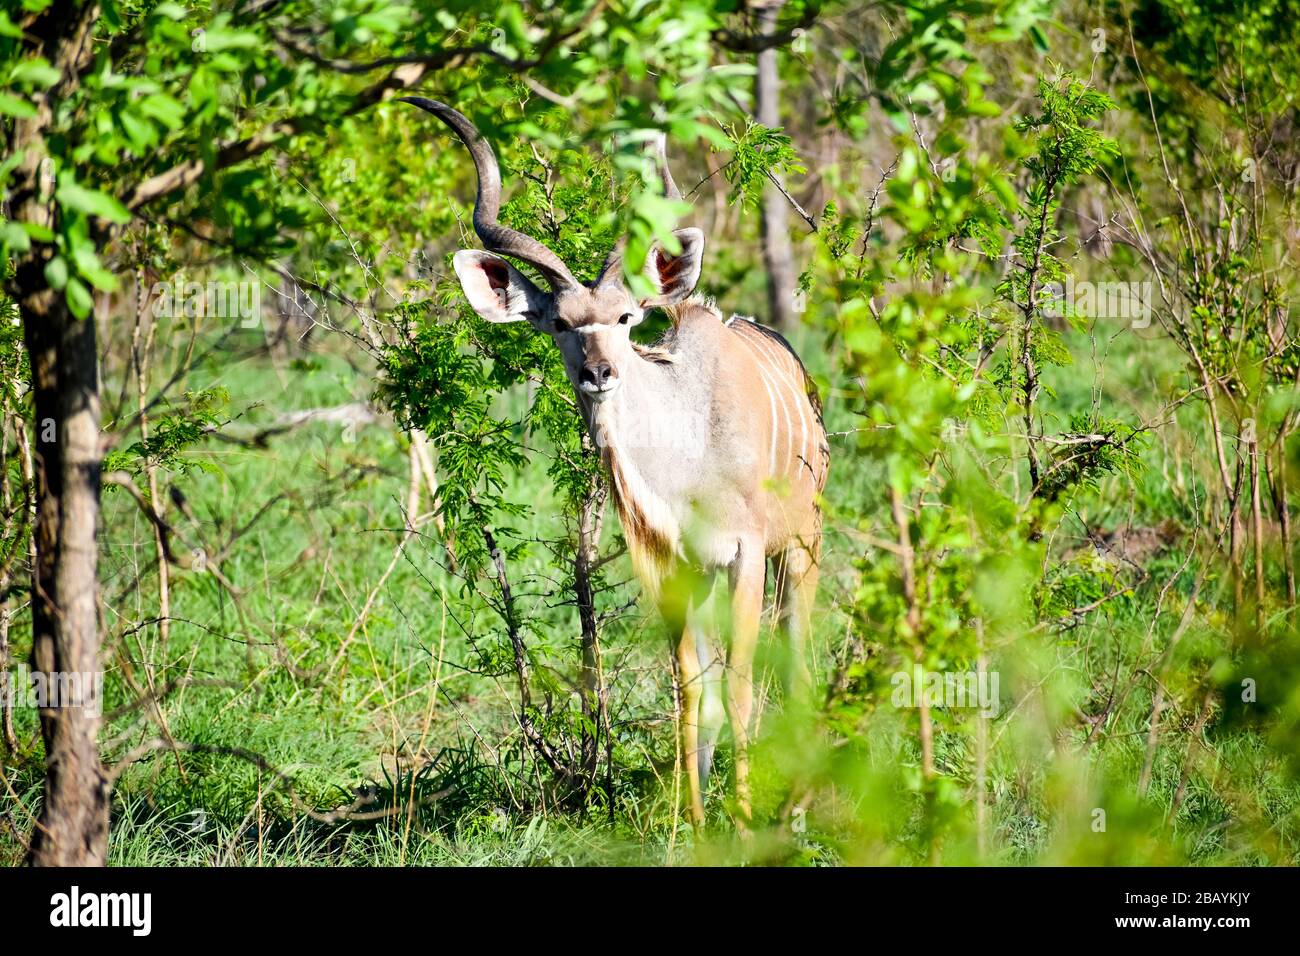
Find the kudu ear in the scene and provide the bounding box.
[452,250,549,324]
[639,227,704,309]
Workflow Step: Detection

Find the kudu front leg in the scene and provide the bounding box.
[673,623,707,827]
[774,539,822,826]
[726,543,765,830]
[662,568,712,828]
[773,540,819,706]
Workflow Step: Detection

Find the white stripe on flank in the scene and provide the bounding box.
[753,363,781,476]
[739,324,799,479]
[779,358,811,484]
[740,323,814,484]
[752,353,792,480]
[792,381,810,482]
[735,325,780,472]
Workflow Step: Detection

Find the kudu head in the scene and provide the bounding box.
[401,97,703,402]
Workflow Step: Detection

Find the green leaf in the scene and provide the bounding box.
[118,110,157,151]
[200,27,259,53]
[151,2,188,20]
[65,277,93,319]
[0,93,36,118]
[22,221,54,242]
[138,93,186,129]
[9,58,61,89]
[70,245,118,292]
[2,221,31,253]
[44,255,68,290]
[55,181,131,224]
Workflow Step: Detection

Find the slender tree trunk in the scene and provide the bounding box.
[0,404,17,753]
[1249,433,1265,632]
[0,589,14,754]
[574,482,606,790]
[1137,685,1164,797]
[1230,466,1245,620]
[756,0,796,329]
[2,408,37,754]
[20,279,108,866]
[132,271,171,654]
[890,487,933,778]
[0,409,11,754]
[973,623,988,860]
[1269,441,1295,604]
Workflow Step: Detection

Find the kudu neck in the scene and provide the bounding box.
[577,349,686,459]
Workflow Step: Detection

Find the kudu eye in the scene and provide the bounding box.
[618,313,632,325]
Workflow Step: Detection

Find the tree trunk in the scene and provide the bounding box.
[1270,441,1296,605]
[20,276,108,866]
[756,0,797,329]
[1250,434,1265,632]
[0,0,109,867]
[575,480,607,791]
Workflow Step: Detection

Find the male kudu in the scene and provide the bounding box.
[403,98,829,827]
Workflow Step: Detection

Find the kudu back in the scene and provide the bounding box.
[403,98,829,827]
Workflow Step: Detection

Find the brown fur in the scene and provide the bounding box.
[601,443,673,600]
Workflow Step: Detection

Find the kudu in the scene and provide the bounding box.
[403,98,829,827]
